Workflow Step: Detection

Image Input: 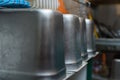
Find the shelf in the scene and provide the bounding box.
[63,62,87,80]
[85,52,99,62]
[96,38,120,51]
[96,38,120,46]
[63,52,99,80]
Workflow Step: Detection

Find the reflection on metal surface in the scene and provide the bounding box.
[64,62,87,80]
[63,14,82,71]
[0,9,66,80]
[112,59,120,80]
[85,19,95,53]
[79,17,88,59]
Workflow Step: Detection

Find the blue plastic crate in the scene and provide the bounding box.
[0,0,30,8]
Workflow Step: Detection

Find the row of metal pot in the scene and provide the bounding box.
[0,9,95,80]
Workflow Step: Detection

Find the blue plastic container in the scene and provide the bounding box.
[0,0,30,8]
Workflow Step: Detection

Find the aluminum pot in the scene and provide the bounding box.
[79,17,88,59]
[85,19,95,54]
[0,9,66,80]
[63,14,82,71]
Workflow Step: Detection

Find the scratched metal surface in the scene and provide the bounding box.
[0,9,66,80]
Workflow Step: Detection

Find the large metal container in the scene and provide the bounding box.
[79,18,88,59]
[0,9,66,80]
[111,58,120,80]
[63,14,82,71]
[85,19,95,54]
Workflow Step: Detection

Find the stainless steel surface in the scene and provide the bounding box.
[64,62,87,80]
[63,14,82,71]
[96,38,120,51]
[85,19,95,53]
[79,18,88,59]
[0,9,66,80]
[111,59,120,80]
[96,38,120,46]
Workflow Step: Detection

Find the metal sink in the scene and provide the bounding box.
[0,9,66,80]
[85,19,95,54]
[63,14,82,71]
[79,18,88,59]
